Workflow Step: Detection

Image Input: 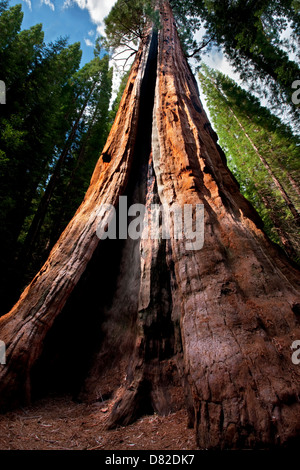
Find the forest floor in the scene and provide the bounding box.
[0,394,197,451]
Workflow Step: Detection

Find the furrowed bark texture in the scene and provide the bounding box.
[0,34,151,407]
[1,0,300,449]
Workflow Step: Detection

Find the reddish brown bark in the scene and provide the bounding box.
[0,32,148,407]
[0,1,300,449]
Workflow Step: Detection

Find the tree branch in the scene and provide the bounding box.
[186,37,213,58]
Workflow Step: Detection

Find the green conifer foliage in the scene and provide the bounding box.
[199,65,300,262]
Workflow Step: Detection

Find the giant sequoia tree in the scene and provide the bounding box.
[0,0,300,449]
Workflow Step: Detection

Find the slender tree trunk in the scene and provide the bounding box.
[0,1,300,450]
[286,170,300,199]
[258,187,297,258]
[47,109,100,250]
[63,104,99,195]
[239,152,298,259]
[273,154,300,200]
[203,73,300,225]
[22,82,98,259]
[225,104,300,226]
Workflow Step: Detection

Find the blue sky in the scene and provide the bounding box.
[9,0,232,71]
[10,0,117,66]
[5,1,296,129]
[8,0,240,75]
[7,0,238,114]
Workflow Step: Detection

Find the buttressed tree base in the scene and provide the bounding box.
[0,1,300,449]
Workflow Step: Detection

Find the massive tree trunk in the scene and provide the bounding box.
[0,1,300,449]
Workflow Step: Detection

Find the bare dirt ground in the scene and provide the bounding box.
[0,394,197,451]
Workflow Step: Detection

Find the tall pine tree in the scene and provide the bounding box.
[20,53,113,281]
[0,4,82,312]
[198,64,300,261]
[172,0,300,124]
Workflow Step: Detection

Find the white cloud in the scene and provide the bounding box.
[84,37,94,47]
[63,0,117,35]
[23,0,32,10]
[203,52,242,84]
[88,29,95,36]
[41,0,55,11]
[62,0,72,8]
